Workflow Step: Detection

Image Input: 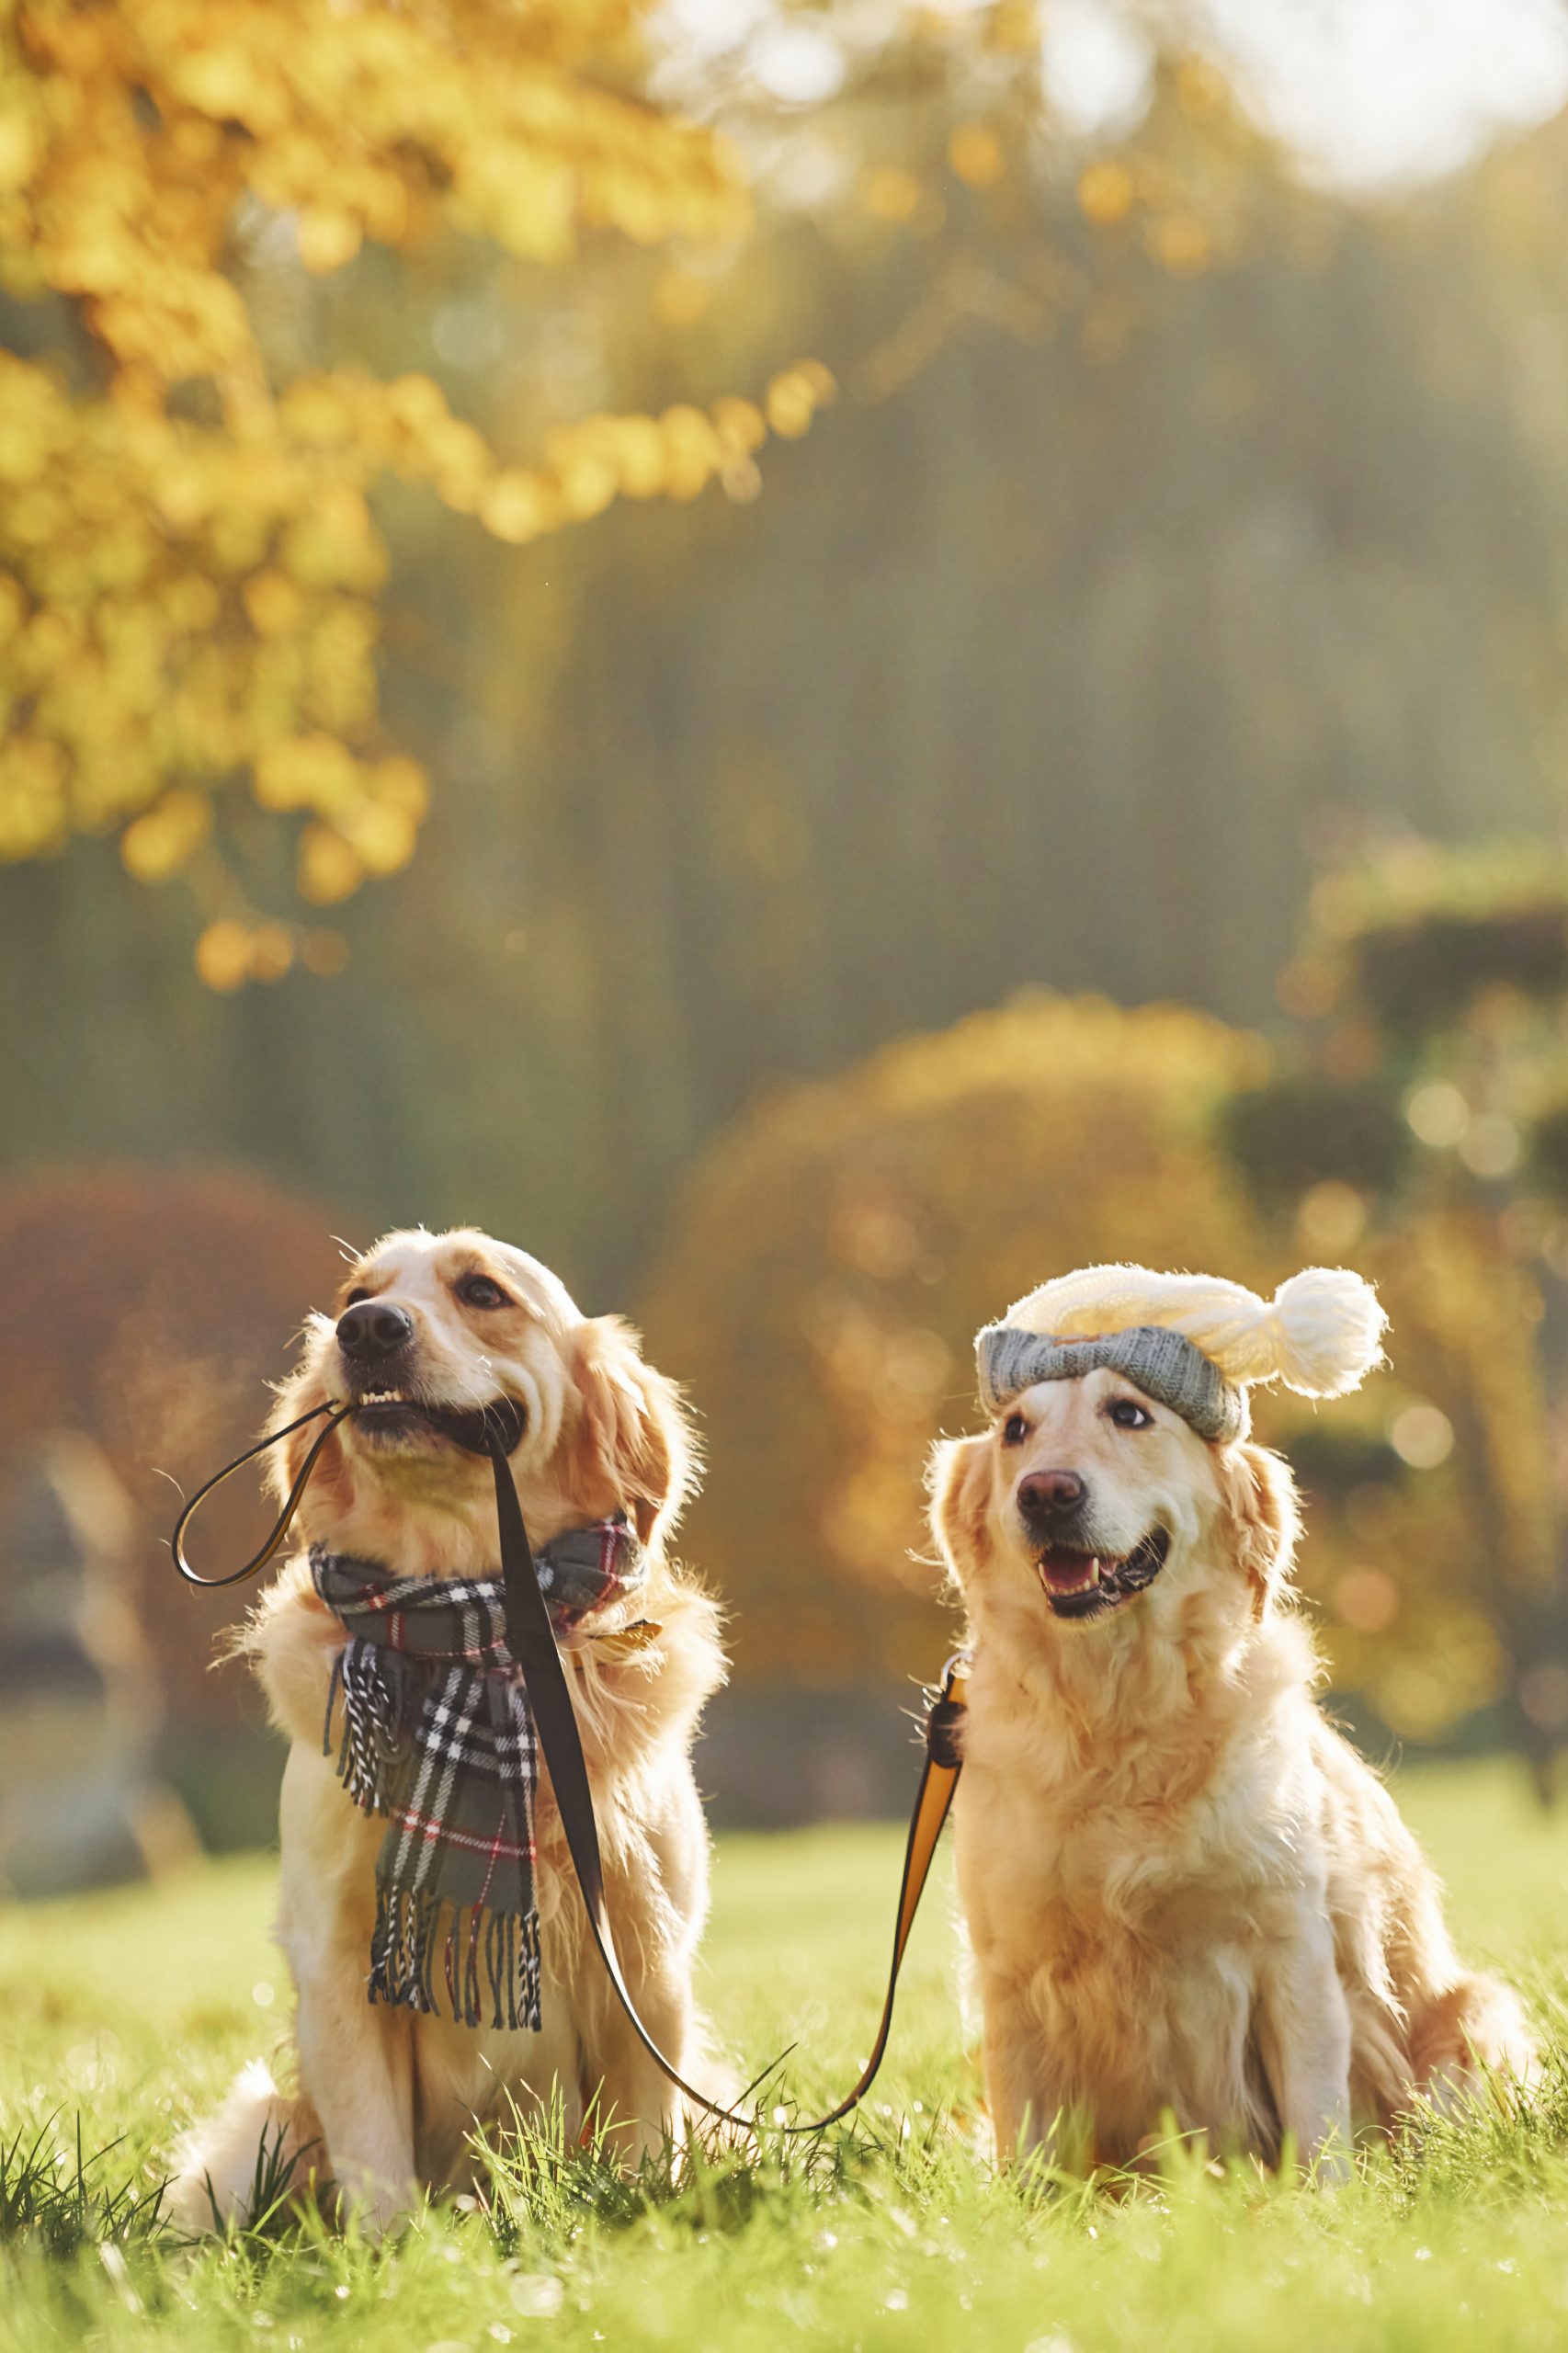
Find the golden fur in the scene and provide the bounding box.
[171,1229,726,2234]
[929,1364,1533,2177]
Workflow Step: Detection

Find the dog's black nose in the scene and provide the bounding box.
[1017,1469,1086,1519]
[336,1301,415,1359]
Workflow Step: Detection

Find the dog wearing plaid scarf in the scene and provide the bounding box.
[171,1229,728,2236]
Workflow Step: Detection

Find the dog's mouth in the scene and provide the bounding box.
[351,1389,438,1452]
[345,1388,527,1458]
[1035,1527,1171,1621]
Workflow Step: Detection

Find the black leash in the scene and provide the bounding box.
[173,1400,965,2134]
[171,1402,357,1588]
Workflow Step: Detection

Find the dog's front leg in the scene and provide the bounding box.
[569,1764,723,2168]
[1255,1918,1354,2181]
[278,1746,418,2233]
[979,1972,1071,2168]
[582,1951,697,2165]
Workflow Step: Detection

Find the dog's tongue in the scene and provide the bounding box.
[1037,1549,1103,1597]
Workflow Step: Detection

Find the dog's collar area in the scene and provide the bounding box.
[1037,1526,1170,1620]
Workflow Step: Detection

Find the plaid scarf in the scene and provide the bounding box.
[312,1518,647,2032]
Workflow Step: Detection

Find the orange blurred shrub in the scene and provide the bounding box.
[0,1164,343,1733]
[640,995,1277,1688]
[641,993,1541,1744]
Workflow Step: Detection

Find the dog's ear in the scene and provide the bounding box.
[928,1435,994,1593]
[559,1316,697,1546]
[1215,1439,1301,1619]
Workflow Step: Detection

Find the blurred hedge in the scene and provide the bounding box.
[0,1164,345,1738]
[642,993,1541,1745]
[640,994,1276,1688]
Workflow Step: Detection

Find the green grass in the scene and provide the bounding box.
[5,1758,1568,2349]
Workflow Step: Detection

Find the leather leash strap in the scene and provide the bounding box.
[171,1402,358,1588]
[172,1399,965,2133]
[484,1419,967,2132]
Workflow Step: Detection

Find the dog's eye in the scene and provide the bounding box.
[1107,1397,1153,1430]
[344,1286,371,1306]
[458,1273,510,1311]
[1001,1413,1028,1447]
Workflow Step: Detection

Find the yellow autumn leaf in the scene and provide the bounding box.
[1079,159,1136,225]
[340,798,417,875]
[862,166,921,224]
[765,371,816,440]
[119,789,212,881]
[0,0,799,918]
[949,124,1004,189]
[481,471,552,543]
[246,921,296,983]
[194,916,252,992]
[297,822,363,904]
[296,210,363,274]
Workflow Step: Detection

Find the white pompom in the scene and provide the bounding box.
[1258,1267,1387,1398]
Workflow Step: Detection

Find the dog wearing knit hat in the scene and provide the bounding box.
[930,1264,1534,2177]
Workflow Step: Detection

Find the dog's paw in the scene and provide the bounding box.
[331,2166,420,2242]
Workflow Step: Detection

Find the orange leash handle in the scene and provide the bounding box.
[795,1653,968,2130]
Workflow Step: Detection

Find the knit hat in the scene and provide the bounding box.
[975,1265,1387,1443]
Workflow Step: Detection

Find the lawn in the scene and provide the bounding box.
[5,1758,1568,2350]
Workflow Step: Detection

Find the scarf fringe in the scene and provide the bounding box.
[369,1885,543,2032]
[324,1641,406,1814]
[315,1554,593,2038]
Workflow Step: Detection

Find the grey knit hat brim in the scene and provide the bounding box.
[975,1323,1247,1444]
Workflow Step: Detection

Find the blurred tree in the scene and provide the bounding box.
[0,0,832,960]
[306,38,1562,1288]
[1221,841,1568,1798]
[5,12,1568,1321]
[642,979,1547,1765]
[640,993,1278,1688]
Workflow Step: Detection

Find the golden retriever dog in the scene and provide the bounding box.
[929,1264,1533,2178]
[171,1228,725,2233]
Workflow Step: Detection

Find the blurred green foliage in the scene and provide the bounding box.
[7,16,1568,1295]
[1210,840,1568,1786]
[1221,1075,1412,1205]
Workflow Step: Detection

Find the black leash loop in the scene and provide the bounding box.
[172,1403,353,1589]
[167,1402,963,2131]
[169,1397,526,1590]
